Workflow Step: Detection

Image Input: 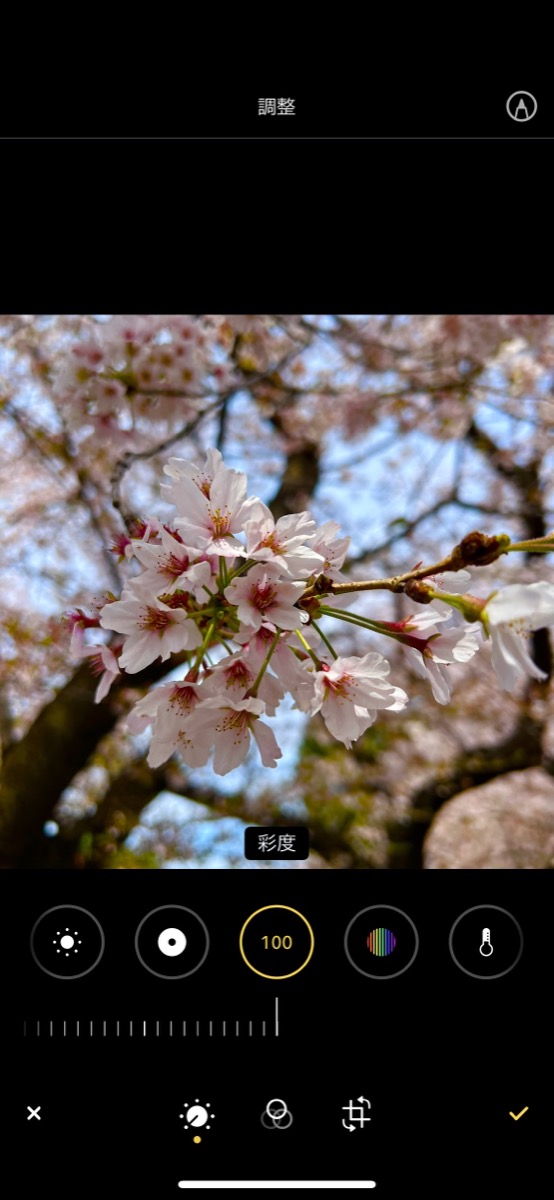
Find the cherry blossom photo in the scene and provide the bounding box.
[1,315,554,869]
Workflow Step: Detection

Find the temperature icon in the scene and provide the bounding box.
[479,928,493,957]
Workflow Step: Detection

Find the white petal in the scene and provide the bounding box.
[251,719,283,767]
[490,625,546,691]
[213,725,251,774]
[487,581,554,629]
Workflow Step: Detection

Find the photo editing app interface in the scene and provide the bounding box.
[1,314,552,1192]
[5,875,547,1192]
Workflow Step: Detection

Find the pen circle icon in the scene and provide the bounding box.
[506,91,537,122]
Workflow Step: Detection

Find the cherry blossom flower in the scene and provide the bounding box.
[161,448,226,507]
[132,527,214,599]
[82,644,121,702]
[483,581,554,690]
[206,649,285,715]
[235,624,317,712]
[224,563,306,632]
[381,607,451,635]
[243,505,325,577]
[54,316,214,448]
[99,583,202,672]
[66,608,100,657]
[312,653,408,748]
[70,442,554,776]
[127,680,207,768]
[170,459,259,556]
[403,624,481,704]
[310,520,351,581]
[178,696,282,775]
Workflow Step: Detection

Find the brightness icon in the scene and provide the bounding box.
[52,928,83,957]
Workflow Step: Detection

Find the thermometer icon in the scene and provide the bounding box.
[479,928,493,957]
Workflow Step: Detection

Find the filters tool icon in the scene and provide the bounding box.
[367,928,396,957]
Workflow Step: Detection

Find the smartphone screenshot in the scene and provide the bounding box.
[1,304,550,1191]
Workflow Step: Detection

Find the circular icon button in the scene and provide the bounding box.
[449,905,523,979]
[344,905,419,979]
[135,906,209,979]
[239,905,314,979]
[261,1098,294,1129]
[158,927,187,957]
[30,905,105,980]
[506,91,537,122]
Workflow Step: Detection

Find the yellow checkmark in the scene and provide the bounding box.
[509,1107,529,1121]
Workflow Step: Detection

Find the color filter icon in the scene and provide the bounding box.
[367,928,396,956]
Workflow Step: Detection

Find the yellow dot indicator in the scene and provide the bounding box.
[193,1136,201,1144]
[239,904,314,979]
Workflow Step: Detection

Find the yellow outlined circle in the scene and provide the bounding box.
[239,904,314,979]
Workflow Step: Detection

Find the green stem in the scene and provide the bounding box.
[319,605,396,635]
[311,618,338,660]
[218,557,230,590]
[316,609,410,648]
[194,619,216,667]
[249,630,281,696]
[227,557,258,583]
[507,539,554,553]
[425,590,488,622]
[294,629,321,667]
